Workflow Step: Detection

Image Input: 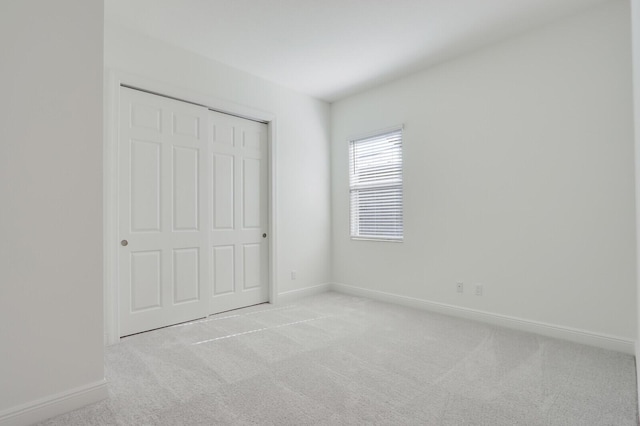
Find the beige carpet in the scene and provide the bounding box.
[38,292,637,425]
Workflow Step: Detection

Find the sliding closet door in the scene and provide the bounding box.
[118,87,210,336]
[209,110,269,314]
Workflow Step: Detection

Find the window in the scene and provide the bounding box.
[349,127,403,241]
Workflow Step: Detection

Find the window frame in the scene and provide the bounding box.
[348,125,404,242]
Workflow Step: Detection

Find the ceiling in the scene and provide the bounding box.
[105,0,609,102]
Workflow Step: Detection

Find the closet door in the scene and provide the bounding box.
[209,110,269,314]
[118,87,210,336]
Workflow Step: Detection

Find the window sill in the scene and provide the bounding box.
[350,237,403,243]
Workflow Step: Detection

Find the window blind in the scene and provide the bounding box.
[349,128,403,241]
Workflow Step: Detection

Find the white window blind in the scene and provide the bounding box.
[349,128,403,241]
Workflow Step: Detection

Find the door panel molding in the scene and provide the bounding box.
[104,70,278,345]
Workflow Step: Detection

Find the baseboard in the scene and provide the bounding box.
[635,341,640,421]
[0,379,108,426]
[331,282,635,354]
[277,283,332,305]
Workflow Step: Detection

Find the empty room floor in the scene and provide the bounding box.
[39,292,637,425]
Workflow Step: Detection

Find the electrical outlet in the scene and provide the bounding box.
[456,282,464,293]
[475,283,483,296]
[291,270,297,280]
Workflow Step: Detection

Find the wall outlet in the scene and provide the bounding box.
[291,270,297,280]
[456,282,464,293]
[475,283,483,296]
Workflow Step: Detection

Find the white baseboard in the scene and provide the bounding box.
[635,342,640,417]
[276,283,332,305]
[331,282,635,354]
[0,379,108,426]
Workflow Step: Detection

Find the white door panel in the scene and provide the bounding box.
[212,153,235,230]
[119,87,210,336]
[130,250,162,311]
[210,110,269,314]
[130,139,161,232]
[212,246,235,296]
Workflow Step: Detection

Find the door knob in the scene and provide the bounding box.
[121,240,128,246]
[262,233,267,238]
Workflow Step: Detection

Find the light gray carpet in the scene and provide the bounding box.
[38,292,637,425]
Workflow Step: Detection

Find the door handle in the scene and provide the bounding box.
[121,240,128,246]
[262,233,267,238]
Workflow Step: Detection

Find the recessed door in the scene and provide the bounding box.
[209,110,269,314]
[118,87,210,336]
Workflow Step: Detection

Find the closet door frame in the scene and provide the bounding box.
[103,70,279,345]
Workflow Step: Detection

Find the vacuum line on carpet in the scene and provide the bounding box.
[192,315,333,345]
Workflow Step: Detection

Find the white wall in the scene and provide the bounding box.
[0,0,106,424]
[104,23,332,297]
[331,0,636,340]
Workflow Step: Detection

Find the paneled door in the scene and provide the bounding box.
[209,110,269,314]
[118,87,210,336]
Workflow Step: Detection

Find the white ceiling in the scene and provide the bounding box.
[105,0,609,102]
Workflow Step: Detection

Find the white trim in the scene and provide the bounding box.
[277,283,332,305]
[104,69,278,345]
[636,341,640,417]
[104,70,121,345]
[0,380,107,426]
[331,282,635,354]
[268,118,279,307]
[350,237,403,243]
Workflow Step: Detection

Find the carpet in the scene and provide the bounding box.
[37,292,638,425]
